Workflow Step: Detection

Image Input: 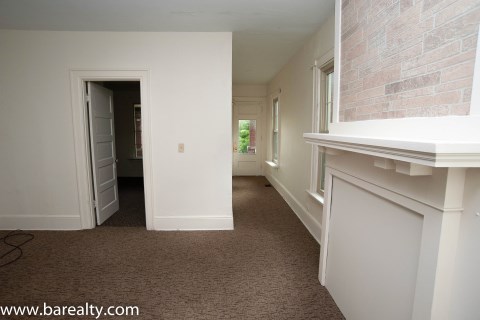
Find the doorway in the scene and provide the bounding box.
[232,98,265,176]
[88,81,146,227]
[70,70,154,230]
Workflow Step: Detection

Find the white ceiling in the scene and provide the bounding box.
[0,0,335,84]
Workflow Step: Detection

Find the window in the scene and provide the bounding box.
[272,97,279,164]
[238,120,257,154]
[309,56,334,198]
[133,104,142,158]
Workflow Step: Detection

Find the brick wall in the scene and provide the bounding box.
[339,0,479,121]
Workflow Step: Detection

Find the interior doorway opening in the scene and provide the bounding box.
[86,81,146,227]
[70,70,153,230]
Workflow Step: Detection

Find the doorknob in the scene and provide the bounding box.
[115,159,119,163]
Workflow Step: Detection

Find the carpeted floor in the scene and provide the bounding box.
[0,176,344,320]
[101,177,146,227]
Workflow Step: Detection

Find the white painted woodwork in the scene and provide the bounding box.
[304,133,480,167]
[373,157,395,170]
[395,161,433,176]
[232,98,264,176]
[87,82,119,225]
[326,177,423,320]
[305,131,480,320]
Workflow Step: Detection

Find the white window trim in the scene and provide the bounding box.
[470,29,480,115]
[271,95,280,165]
[308,49,334,203]
[133,104,143,159]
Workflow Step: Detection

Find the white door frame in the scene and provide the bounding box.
[232,97,266,176]
[70,69,154,230]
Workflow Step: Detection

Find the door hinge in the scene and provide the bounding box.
[85,95,91,103]
[93,199,97,208]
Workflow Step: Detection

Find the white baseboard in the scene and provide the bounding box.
[154,215,234,231]
[266,174,322,244]
[0,215,82,230]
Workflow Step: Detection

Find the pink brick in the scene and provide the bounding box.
[406,105,450,117]
[363,64,401,89]
[423,7,480,52]
[342,26,364,51]
[340,0,478,122]
[441,61,475,82]
[346,42,367,60]
[451,103,471,115]
[344,108,357,121]
[385,71,440,94]
[392,95,436,109]
[402,41,461,71]
[340,92,358,105]
[397,86,435,98]
[434,0,480,27]
[401,65,427,78]
[462,34,478,51]
[356,85,385,100]
[435,78,473,93]
[382,43,423,67]
[463,88,472,102]
[356,103,385,115]
[370,0,400,18]
[342,69,359,83]
[386,1,422,34]
[422,0,458,16]
[426,49,476,73]
[434,90,462,105]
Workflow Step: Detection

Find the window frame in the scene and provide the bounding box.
[308,51,334,202]
[133,103,142,159]
[272,97,280,165]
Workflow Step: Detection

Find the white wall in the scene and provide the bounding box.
[265,15,335,243]
[232,85,266,98]
[0,30,232,230]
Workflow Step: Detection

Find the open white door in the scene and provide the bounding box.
[87,82,119,225]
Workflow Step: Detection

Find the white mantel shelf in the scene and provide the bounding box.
[304,133,480,168]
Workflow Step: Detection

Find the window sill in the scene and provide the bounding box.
[306,189,324,205]
[265,161,279,168]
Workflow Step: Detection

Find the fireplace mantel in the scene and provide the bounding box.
[304,133,480,168]
[303,131,480,320]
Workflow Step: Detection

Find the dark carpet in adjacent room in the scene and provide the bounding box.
[101,177,146,227]
[0,176,344,320]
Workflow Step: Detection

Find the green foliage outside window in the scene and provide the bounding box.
[239,120,250,154]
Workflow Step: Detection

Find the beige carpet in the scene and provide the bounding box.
[0,176,344,319]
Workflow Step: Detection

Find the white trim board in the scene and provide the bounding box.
[266,173,322,244]
[332,0,341,124]
[69,69,154,230]
[470,29,480,115]
[154,216,234,231]
[0,215,82,230]
[304,132,480,168]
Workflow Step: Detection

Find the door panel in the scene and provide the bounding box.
[232,100,264,176]
[88,82,119,225]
